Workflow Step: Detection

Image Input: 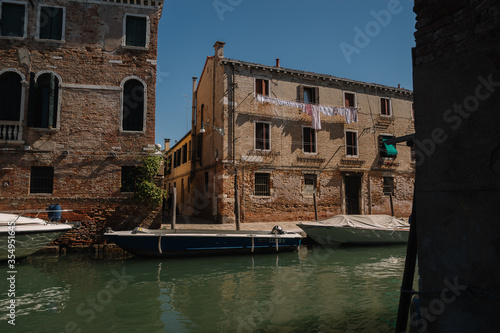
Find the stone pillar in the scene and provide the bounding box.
[413,0,500,332]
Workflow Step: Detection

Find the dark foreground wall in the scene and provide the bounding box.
[413,0,500,331]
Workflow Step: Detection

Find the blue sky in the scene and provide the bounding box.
[155,0,416,147]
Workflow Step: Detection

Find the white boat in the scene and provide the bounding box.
[0,212,74,261]
[297,215,410,246]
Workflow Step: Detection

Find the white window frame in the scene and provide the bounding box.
[120,76,148,133]
[122,13,151,49]
[254,77,271,97]
[302,125,317,155]
[254,121,271,152]
[345,130,359,158]
[36,4,66,42]
[32,71,63,131]
[0,0,28,40]
[380,97,392,117]
[343,91,357,108]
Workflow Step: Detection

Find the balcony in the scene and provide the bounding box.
[0,121,23,141]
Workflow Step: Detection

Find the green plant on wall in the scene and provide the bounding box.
[135,154,164,207]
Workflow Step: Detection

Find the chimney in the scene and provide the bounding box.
[398,84,401,88]
[164,138,170,151]
[276,58,280,67]
[214,41,225,59]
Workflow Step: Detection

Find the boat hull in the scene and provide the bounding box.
[104,229,302,258]
[0,224,72,260]
[298,224,409,246]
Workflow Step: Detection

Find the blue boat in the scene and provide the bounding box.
[104,226,303,258]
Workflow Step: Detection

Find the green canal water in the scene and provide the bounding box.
[1,245,411,333]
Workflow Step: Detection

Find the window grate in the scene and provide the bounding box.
[30,166,54,194]
[121,166,139,193]
[254,173,270,196]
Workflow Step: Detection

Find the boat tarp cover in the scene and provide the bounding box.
[310,215,409,229]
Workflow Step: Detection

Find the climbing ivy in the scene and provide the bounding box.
[135,154,164,207]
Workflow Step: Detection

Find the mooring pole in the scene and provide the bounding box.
[395,201,418,332]
[313,192,318,220]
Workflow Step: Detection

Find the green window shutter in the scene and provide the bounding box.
[1,3,25,37]
[126,16,146,47]
[40,7,63,40]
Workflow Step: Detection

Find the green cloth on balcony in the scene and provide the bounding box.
[383,143,398,156]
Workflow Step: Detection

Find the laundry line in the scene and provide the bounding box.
[256,94,358,129]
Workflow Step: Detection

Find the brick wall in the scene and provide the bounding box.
[190,45,414,223]
[0,0,164,245]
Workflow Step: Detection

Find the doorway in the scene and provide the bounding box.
[344,175,361,214]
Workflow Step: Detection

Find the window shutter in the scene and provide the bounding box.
[1,4,25,37]
[255,79,262,95]
[314,87,319,104]
[52,8,63,40]
[126,16,147,47]
[27,73,37,127]
[298,85,304,102]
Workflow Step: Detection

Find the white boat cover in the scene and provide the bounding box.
[307,215,409,229]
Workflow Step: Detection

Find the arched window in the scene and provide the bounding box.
[0,71,23,121]
[28,72,59,129]
[122,79,145,132]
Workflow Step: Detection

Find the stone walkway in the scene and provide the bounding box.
[160,216,308,235]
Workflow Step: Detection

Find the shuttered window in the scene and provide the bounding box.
[344,92,355,107]
[125,15,147,47]
[303,127,316,154]
[381,97,391,116]
[255,122,270,151]
[30,166,54,194]
[28,73,59,129]
[0,72,22,121]
[122,79,145,131]
[298,85,319,104]
[39,7,64,40]
[1,3,25,37]
[345,131,358,157]
[255,78,269,96]
[379,135,397,158]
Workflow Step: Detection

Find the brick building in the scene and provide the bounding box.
[170,42,414,224]
[0,0,164,245]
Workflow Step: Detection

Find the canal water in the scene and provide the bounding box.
[1,245,412,333]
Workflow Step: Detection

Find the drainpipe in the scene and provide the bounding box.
[232,63,240,230]
[191,76,197,169]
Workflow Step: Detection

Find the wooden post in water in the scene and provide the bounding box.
[171,187,176,230]
[389,193,394,216]
[313,192,318,221]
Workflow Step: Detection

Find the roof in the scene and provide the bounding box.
[221,58,413,96]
